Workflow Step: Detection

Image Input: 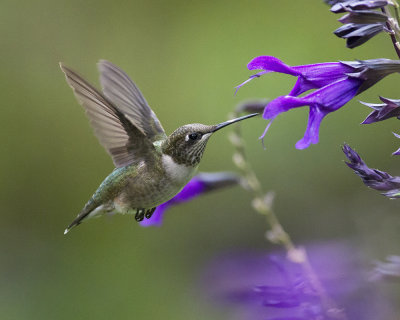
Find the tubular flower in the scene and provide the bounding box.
[238,56,400,149]
[337,9,388,24]
[334,22,387,48]
[329,1,390,48]
[361,96,400,123]
[343,143,400,197]
[392,132,400,155]
[338,10,388,24]
[330,1,390,13]
[139,172,239,227]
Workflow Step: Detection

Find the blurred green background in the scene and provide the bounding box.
[1,0,400,319]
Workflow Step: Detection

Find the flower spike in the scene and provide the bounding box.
[343,143,400,197]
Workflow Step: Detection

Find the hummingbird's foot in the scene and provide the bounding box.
[135,208,145,222]
[145,207,156,219]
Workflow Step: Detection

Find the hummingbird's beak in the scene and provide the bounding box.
[211,113,259,133]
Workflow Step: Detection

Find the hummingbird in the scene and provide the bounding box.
[60,60,258,234]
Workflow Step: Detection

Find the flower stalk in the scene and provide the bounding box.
[228,104,348,320]
[228,108,294,250]
[382,6,400,58]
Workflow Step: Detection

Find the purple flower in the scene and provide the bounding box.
[202,242,393,319]
[337,9,388,24]
[238,56,400,149]
[393,132,400,155]
[330,0,389,13]
[329,1,390,48]
[343,143,400,197]
[334,22,386,48]
[139,172,239,227]
[361,96,400,124]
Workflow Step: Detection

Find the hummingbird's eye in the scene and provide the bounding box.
[188,132,201,141]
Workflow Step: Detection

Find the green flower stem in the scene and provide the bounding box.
[228,109,347,320]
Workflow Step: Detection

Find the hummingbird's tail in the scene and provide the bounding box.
[64,199,104,234]
[63,210,89,234]
[64,217,83,235]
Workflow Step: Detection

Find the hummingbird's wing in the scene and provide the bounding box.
[60,63,157,168]
[97,60,167,143]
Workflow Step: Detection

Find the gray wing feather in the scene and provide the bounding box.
[98,60,166,142]
[60,63,155,168]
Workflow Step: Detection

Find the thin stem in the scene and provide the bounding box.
[228,112,295,251]
[382,6,400,59]
[392,0,400,28]
[228,108,347,320]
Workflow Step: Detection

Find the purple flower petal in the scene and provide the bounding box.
[263,78,361,149]
[246,56,352,97]
[361,96,400,124]
[139,172,239,227]
[240,56,400,149]
[330,0,389,13]
[338,9,388,24]
[290,62,353,96]
[247,56,300,76]
[139,203,168,227]
[343,143,400,195]
[311,77,361,110]
[263,96,307,119]
[334,23,386,49]
[295,108,325,149]
[393,132,400,155]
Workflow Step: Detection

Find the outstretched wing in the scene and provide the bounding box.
[98,60,167,143]
[60,63,156,168]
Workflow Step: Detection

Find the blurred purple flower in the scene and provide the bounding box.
[235,99,269,115]
[139,172,239,227]
[361,96,400,124]
[202,242,393,320]
[237,56,400,149]
[343,143,400,197]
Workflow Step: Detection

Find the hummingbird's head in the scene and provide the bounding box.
[162,113,258,167]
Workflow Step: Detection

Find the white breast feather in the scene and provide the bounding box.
[162,154,195,183]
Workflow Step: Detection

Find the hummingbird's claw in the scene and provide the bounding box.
[145,207,156,219]
[135,208,145,222]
